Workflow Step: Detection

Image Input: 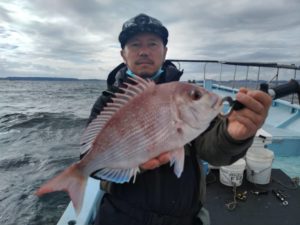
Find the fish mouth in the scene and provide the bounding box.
[210,94,223,110]
[199,93,222,110]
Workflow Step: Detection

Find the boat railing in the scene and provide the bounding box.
[169,59,300,105]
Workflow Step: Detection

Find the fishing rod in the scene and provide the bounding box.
[221,79,300,117]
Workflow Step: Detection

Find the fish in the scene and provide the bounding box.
[35,75,222,214]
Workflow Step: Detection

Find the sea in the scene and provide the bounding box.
[0,79,106,225]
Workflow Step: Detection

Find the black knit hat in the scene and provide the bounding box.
[119,14,169,49]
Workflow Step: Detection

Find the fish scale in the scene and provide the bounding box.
[94,114,172,167]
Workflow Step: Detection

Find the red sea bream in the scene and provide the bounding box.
[36,76,222,214]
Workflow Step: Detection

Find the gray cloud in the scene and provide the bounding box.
[0,5,12,22]
[0,0,299,79]
[0,43,18,49]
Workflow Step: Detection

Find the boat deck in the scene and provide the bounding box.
[205,169,300,225]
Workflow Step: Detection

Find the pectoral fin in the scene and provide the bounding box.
[169,147,185,178]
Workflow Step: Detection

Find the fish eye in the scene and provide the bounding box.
[189,89,202,100]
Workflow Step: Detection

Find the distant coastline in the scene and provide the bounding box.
[0,77,102,81]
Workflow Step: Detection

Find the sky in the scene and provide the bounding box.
[1,0,300,80]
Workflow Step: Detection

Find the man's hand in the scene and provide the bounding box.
[227,88,272,140]
[140,152,171,170]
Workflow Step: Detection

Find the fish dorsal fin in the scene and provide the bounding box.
[80,76,155,155]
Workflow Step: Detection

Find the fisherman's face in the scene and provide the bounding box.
[121,33,168,78]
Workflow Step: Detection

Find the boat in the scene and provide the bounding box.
[57,60,300,225]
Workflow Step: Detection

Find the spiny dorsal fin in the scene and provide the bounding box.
[80,76,155,155]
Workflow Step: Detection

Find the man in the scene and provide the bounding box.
[87,14,272,225]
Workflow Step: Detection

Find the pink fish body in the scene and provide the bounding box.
[36,76,222,214]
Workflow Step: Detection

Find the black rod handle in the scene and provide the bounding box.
[231,82,269,111]
[270,79,300,100]
[231,79,300,111]
[231,101,245,111]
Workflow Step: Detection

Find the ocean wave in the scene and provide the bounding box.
[0,112,88,149]
[1,112,87,131]
[0,129,21,137]
[0,154,39,170]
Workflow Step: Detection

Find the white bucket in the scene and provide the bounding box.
[219,158,246,187]
[246,148,274,185]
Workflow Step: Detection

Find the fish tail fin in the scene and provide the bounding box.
[35,163,87,215]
